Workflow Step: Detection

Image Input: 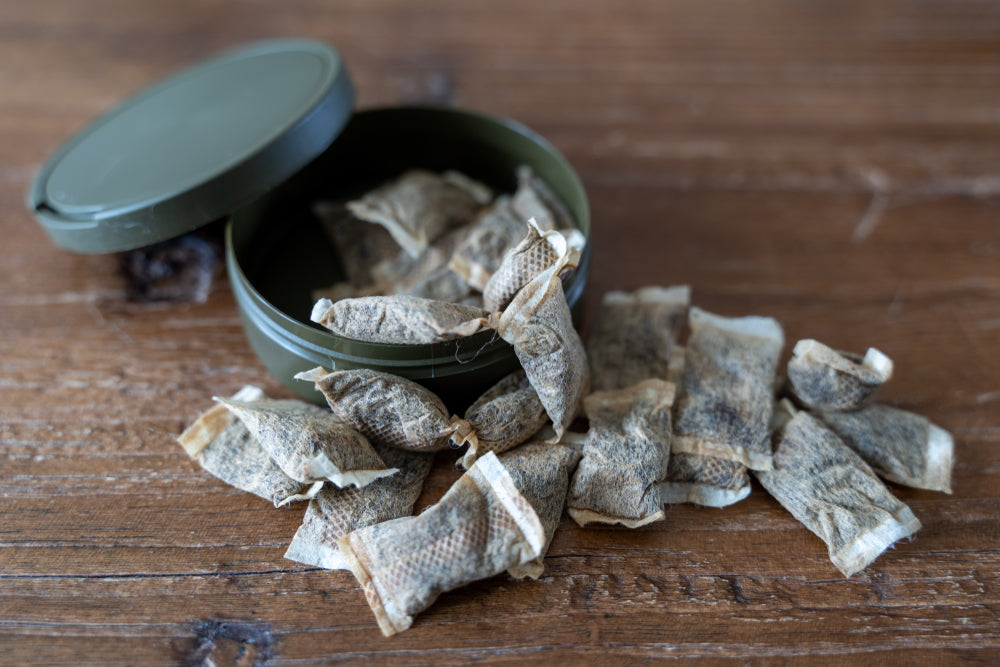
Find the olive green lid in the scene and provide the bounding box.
[29,39,354,253]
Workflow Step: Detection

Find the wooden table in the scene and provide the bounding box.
[3,1,998,664]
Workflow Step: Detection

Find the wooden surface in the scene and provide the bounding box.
[2,1,999,664]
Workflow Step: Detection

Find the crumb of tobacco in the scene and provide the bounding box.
[120,231,221,303]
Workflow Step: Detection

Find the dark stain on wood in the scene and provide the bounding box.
[119,231,221,303]
[185,620,275,667]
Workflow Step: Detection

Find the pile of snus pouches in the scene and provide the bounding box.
[178,168,954,637]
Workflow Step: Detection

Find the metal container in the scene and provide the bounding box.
[29,40,590,410]
[228,106,590,407]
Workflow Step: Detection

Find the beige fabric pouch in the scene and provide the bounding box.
[498,441,582,579]
[672,307,784,470]
[297,367,464,452]
[491,241,589,441]
[482,219,584,313]
[659,453,751,508]
[339,451,547,636]
[587,285,690,392]
[311,295,489,345]
[284,444,433,570]
[216,397,396,489]
[818,404,953,494]
[452,369,549,470]
[755,406,921,577]
[347,169,491,258]
[177,386,310,507]
[786,339,893,412]
[567,379,675,528]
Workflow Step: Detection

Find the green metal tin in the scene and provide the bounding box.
[28,39,590,411]
[228,106,591,409]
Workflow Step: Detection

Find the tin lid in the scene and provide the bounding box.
[29,39,354,253]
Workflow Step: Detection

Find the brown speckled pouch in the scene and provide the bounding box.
[492,241,589,441]
[449,195,526,292]
[482,220,583,313]
[755,407,921,578]
[817,404,953,494]
[313,201,400,290]
[587,285,690,392]
[310,295,490,345]
[297,367,464,452]
[672,308,784,471]
[786,339,893,412]
[510,165,574,232]
[177,386,310,507]
[216,396,395,489]
[453,369,549,470]
[499,441,581,579]
[369,225,472,303]
[339,451,546,636]
[284,443,433,570]
[347,169,491,258]
[659,452,751,508]
[567,379,674,528]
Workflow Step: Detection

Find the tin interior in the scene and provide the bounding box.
[228,106,590,409]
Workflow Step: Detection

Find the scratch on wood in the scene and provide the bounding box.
[851,168,891,242]
[948,306,994,374]
[397,69,456,105]
[185,620,275,667]
[719,575,750,604]
[680,574,697,600]
[587,620,600,645]
[640,573,663,595]
[0,166,36,184]
[975,391,1000,404]
[87,302,135,346]
[886,288,905,317]
[0,289,127,306]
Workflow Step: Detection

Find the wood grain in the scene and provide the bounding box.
[2,1,999,664]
